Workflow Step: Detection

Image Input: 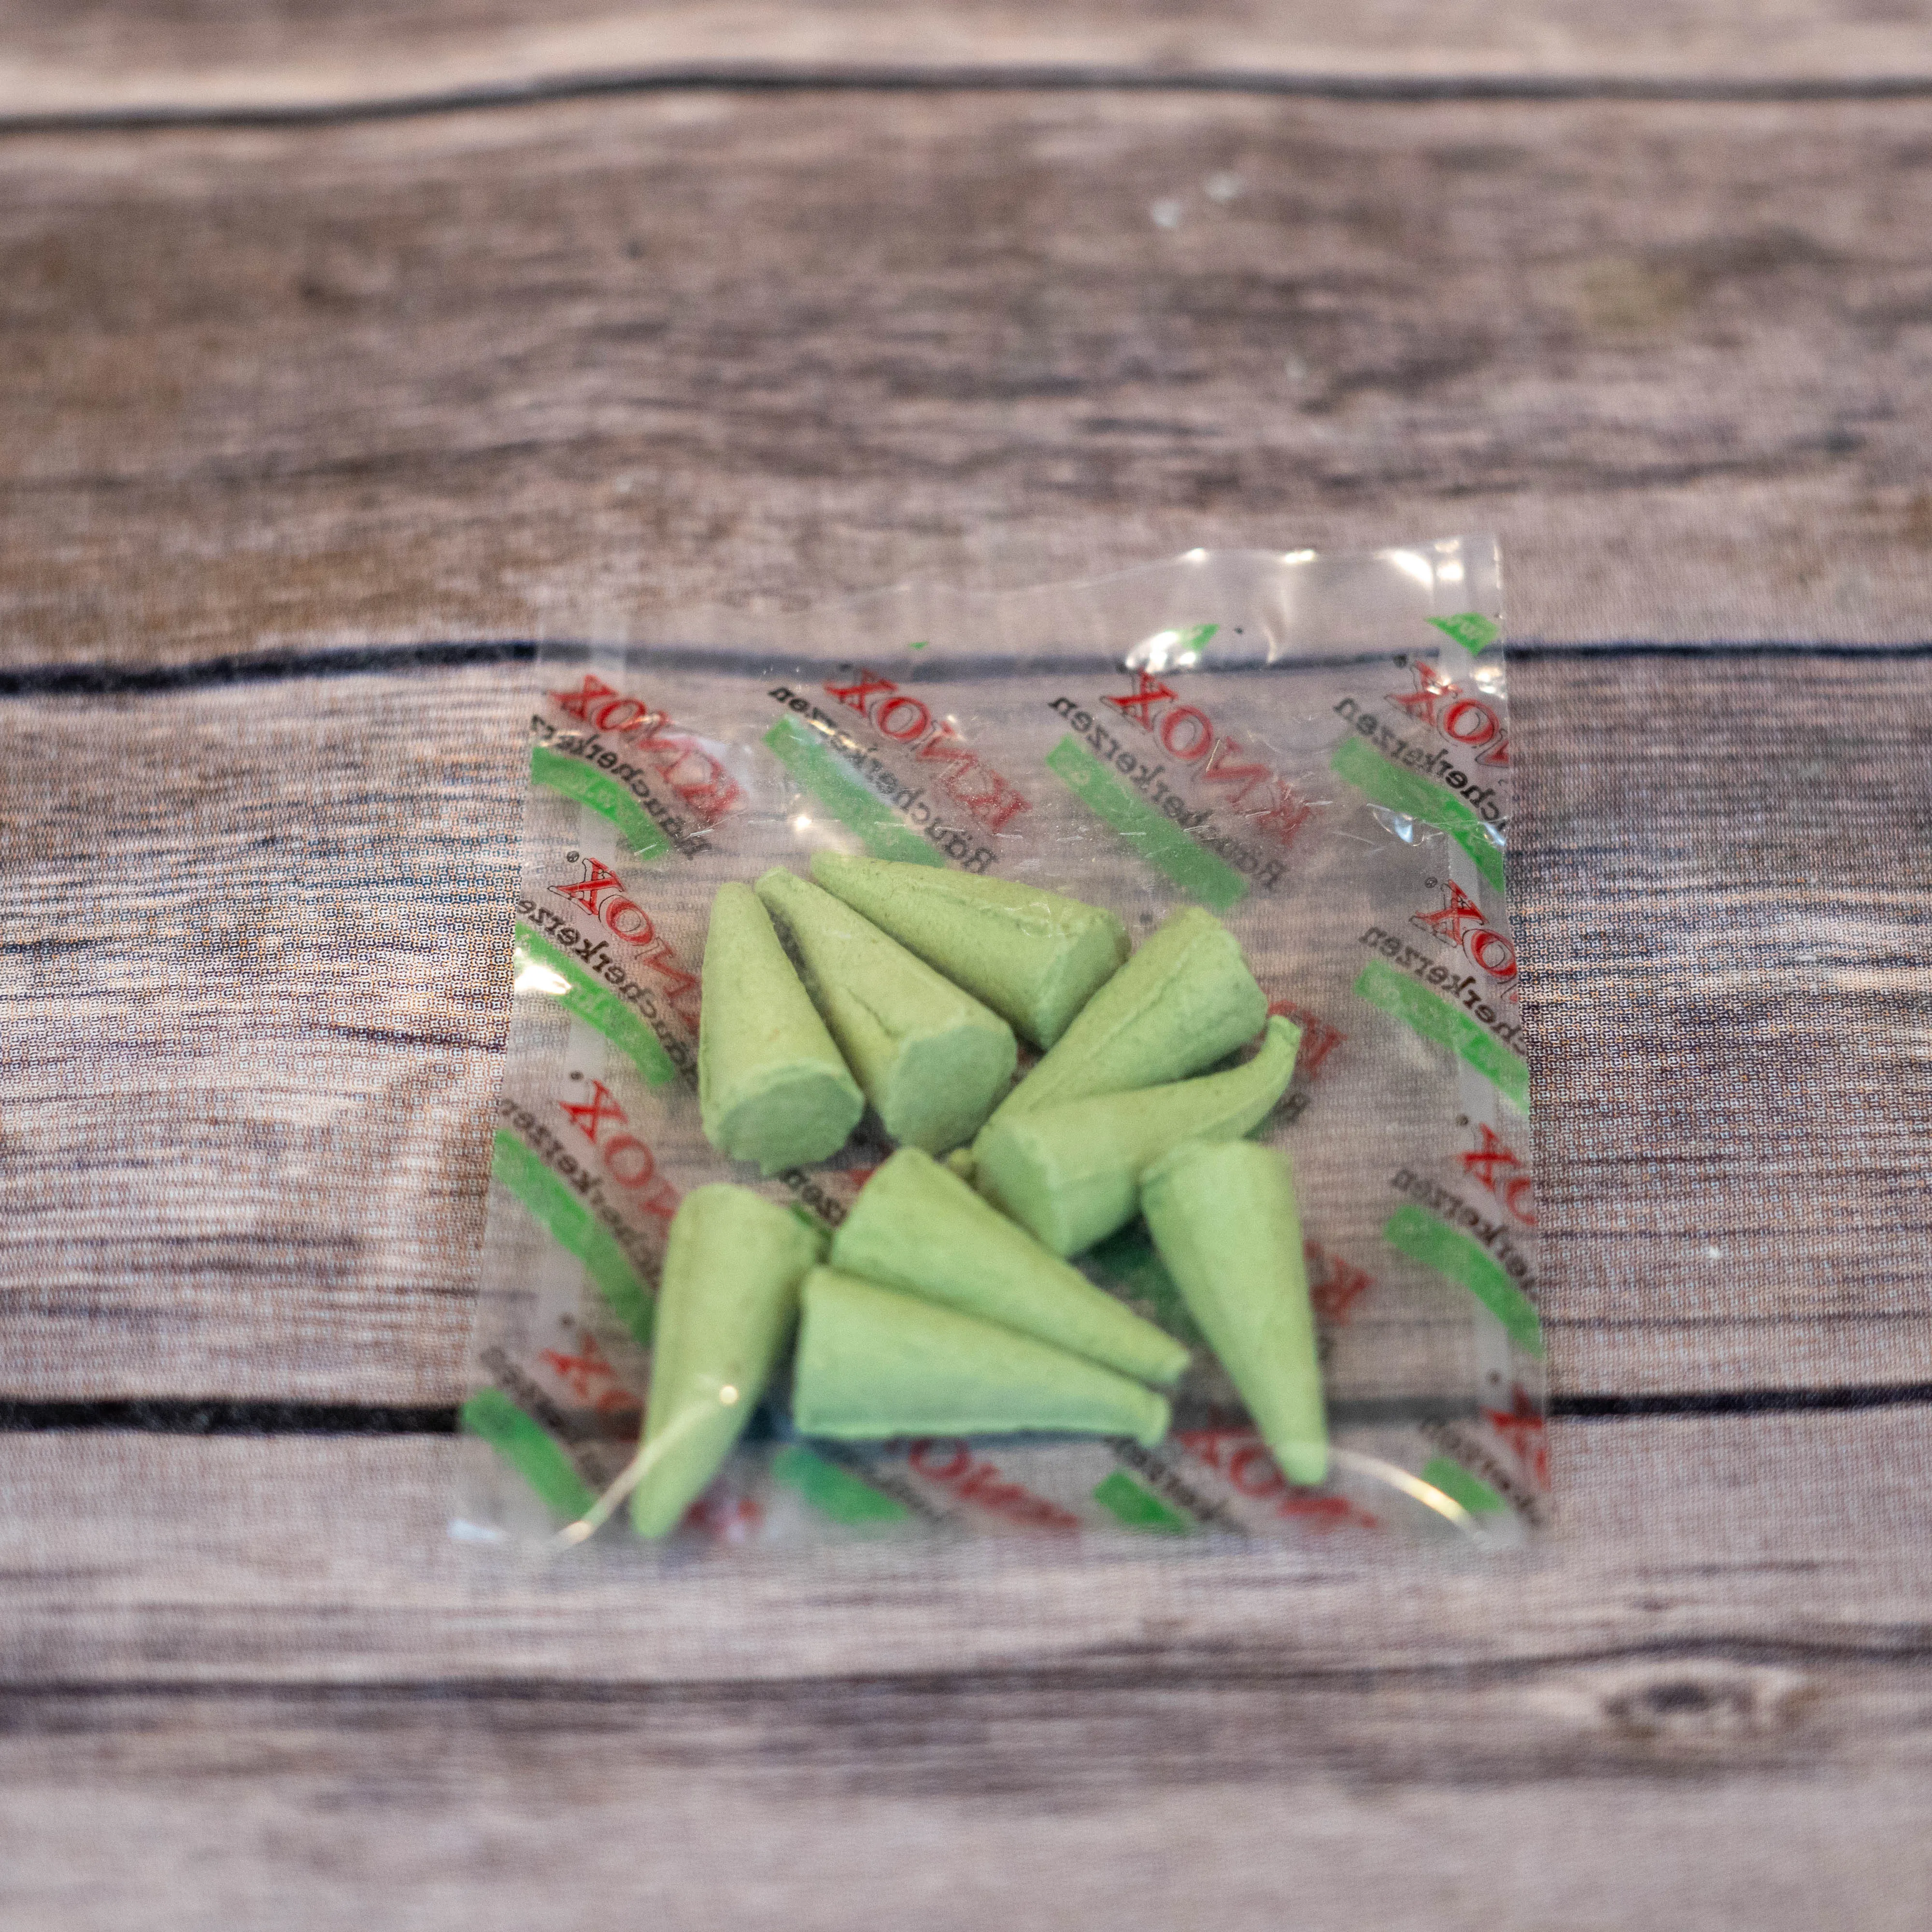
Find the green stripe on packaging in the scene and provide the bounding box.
[1045,735,1248,913]
[1383,1202,1544,1356]
[770,1445,911,1526]
[491,1128,654,1346]
[1329,733,1506,891]
[762,716,945,867]
[1427,612,1502,654]
[513,922,677,1088]
[1352,957,1529,1111]
[1092,1468,1191,1534]
[1420,1454,1508,1517]
[530,742,672,862]
[461,1387,599,1521]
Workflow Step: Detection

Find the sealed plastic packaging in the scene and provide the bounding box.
[456,538,1546,1555]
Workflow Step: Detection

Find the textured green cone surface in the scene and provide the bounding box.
[754,868,1017,1151]
[629,1185,825,1537]
[809,852,1129,1049]
[831,1148,1189,1387]
[792,1268,1172,1447]
[1139,1139,1328,1487]
[978,907,1267,1142]
[698,882,865,1174]
[976,1014,1303,1256]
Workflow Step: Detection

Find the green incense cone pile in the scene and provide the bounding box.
[809,853,1129,1049]
[754,868,1017,1151]
[1139,1139,1328,1488]
[791,1267,1172,1447]
[976,1014,1303,1257]
[698,882,865,1174]
[630,1185,825,1537]
[979,907,1268,1141]
[831,1147,1190,1387]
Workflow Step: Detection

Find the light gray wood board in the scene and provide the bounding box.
[9,1407,1932,1928]
[6,652,1926,1399]
[3,1409,1931,1684]
[4,93,1932,662]
[7,0,1932,125]
[2,1682,1930,1932]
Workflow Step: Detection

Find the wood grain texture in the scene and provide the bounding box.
[5,1409,1932,1685]
[4,0,1932,127]
[3,92,1932,665]
[8,652,1928,1400]
[7,1406,1932,1922]
[2,1685,1930,1932]
[8,44,1932,1926]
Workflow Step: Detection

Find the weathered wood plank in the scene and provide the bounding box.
[5,0,1931,129]
[7,652,1926,1399]
[9,1406,1932,1924]
[2,1676,1931,1931]
[3,1410,1931,1685]
[3,94,1932,665]
[1513,651,1932,1393]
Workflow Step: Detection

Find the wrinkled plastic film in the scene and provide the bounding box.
[456,538,1546,1554]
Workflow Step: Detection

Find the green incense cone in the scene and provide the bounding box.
[1139,1139,1328,1487]
[629,1184,824,1538]
[792,1267,1171,1447]
[831,1147,1189,1387]
[809,852,1129,1049]
[699,883,865,1174]
[979,907,1268,1140]
[977,1015,1303,1257]
[755,868,1017,1152]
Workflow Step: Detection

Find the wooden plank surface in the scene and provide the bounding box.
[8,651,1930,1400]
[5,91,1932,668]
[8,1409,1932,1683]
[5,0,1932,127]
[6,1412,1932,1928]
[7,17,1932,1925]
[4,1678,1927,1932]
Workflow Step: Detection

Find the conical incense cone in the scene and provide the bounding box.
[979,907,1267,1141]
[831,1147,1189,1387]
[1139,1139,1327,1487]
[977,1015,1302,1256]
[699,882,864,1173]
[810,852,1129,1049]
[755,868,1016,1152]
[791,1267,1171,1447]
[629,1185,825,1537]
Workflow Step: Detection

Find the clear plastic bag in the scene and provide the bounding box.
[455,537,1545,1556]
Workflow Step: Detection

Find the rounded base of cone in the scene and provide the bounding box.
[709,1063,864,1174]
[876,1024,1017,1153]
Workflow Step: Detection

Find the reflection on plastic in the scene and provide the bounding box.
[551,1380,745,1550]
[1329,1448,1478,1540]
[512,957,572,997]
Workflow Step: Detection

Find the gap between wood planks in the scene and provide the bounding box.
[3,1384,1931,1435]
[6,637,1932,702]
[6,64,1932,140]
